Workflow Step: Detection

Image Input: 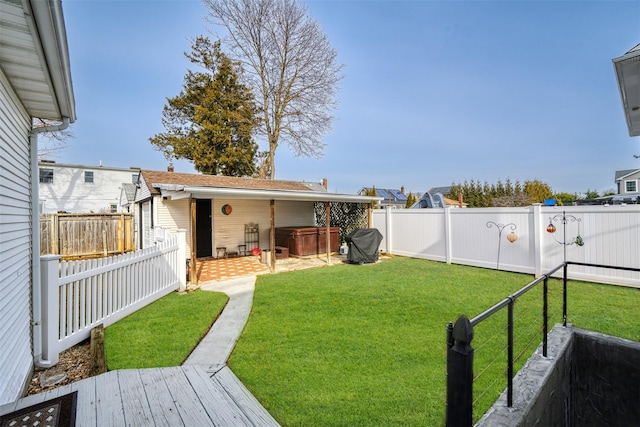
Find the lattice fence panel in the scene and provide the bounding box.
[314,202,369,244]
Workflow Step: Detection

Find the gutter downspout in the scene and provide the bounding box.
[30,117,70,368]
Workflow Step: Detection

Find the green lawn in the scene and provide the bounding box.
[229,256,640,426]
[105,290,228,369]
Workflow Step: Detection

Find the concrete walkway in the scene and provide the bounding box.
[183,275,257,373]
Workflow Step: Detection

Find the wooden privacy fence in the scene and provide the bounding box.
[41,213,135,258]
[39,231,187,365]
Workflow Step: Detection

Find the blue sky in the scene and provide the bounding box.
[58,0,640,196]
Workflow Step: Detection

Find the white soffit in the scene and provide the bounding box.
[0,0,76,121]
[613,43,640,137]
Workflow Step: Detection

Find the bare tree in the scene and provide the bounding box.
[203,0,343,179]
[34,118,74,160]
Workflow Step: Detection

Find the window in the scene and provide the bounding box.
[132,174,139,184]
[84,171,94,183]
[39,168,53,183]
[626,180,637,193]
[110,204,118,213]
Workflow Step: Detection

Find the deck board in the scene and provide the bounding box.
[119,370,156,426]
[95,370,126,425]
[0,366,280,426]
[139,368,183,427]
[182,365,253,426]
[213,367,281,427]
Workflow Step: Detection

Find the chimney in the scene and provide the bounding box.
[322,178,328,189]
[168,163,174,173]
[458,193,463,208]
[401,186,405,195]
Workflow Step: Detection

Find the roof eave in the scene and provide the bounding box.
[613,45,640,137]
[27,0,76,122]
[181,186,382,203]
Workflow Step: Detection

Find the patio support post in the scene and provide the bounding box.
[367,203,372,228]
[190,197,197,285]
[325,201,331,264]
[177,229,187,291]
[270,200,276,272]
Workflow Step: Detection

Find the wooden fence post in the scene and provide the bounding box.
[177,229,187,292]
[446,315,474,427]
[40,254,62,365]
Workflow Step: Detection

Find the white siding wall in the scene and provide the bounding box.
[274,200,315,227]
[0,69,35,404]
[213,199,271,252]
[38,164,139,213]
[152,198,316,256]
[156,197,191,252]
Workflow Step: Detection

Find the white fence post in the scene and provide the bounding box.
[385,208,392,254]
[177,229,187,292]
[40,255,61,365]
[532,204,543,277]
[444,207,452,264]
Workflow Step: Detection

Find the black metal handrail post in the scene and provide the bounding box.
[507,297,514,407]
[543,276,548,357]
[562,262,568,326]
[446,316,474,427]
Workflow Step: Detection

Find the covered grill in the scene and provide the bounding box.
[345,228,383,264]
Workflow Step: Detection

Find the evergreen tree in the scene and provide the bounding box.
[150,37,260,176]
[405,192,417,208]
[524,180,553,204]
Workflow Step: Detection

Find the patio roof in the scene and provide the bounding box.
[140,170,381,204]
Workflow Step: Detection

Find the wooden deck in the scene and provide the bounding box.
[0,365,279,426]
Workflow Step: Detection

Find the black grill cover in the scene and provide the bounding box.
[345,228,383,264]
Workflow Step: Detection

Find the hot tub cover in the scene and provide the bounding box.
[345,228,383,264]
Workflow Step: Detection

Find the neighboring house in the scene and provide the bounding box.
[0,0,76,405]
[614,169,640,196]
[134,170,379,259]
[358,187,408,209]
[119,182,137,212]
[38,161,140,213]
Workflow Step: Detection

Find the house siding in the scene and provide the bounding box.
[156,197,191,252]
[150,198,316,256]
[38,163,140,213]
[0,68,35,404]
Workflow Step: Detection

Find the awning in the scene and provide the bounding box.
[153,183,382,203]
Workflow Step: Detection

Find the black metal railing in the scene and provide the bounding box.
[445,261,640,427]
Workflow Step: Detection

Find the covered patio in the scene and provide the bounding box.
[194,253,349,283]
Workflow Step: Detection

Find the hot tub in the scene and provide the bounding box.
[275,227,340,256]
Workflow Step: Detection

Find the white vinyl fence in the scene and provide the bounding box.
[39,230,187,364]
[373,205,640,287]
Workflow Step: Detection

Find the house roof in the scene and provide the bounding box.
[613,43,640,137]
[359,187,407,202]
[121,183,137,203]
[614,169,640,181]
[0,0,76,122]
[428,186,452,195]
[139,170,381,204]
